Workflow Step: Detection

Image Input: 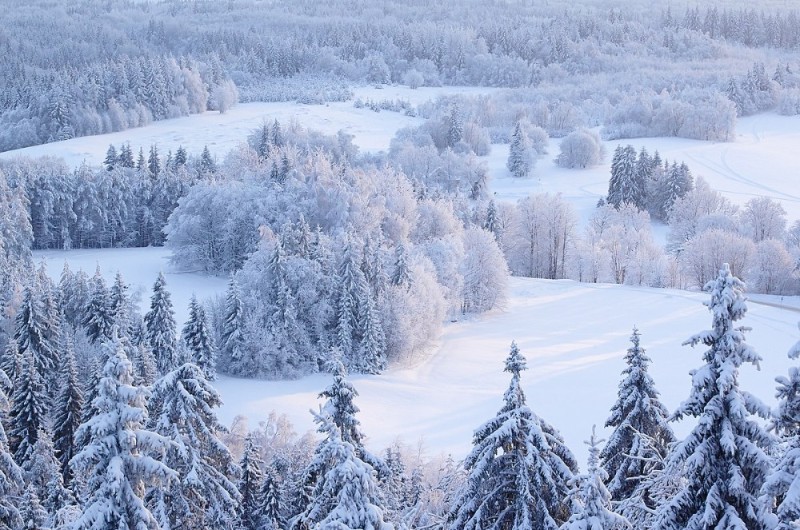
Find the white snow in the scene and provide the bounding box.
[35,248,800,464]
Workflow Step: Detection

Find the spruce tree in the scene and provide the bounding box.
[238,435,265,530]
[560,427,629,530]
[144,272,179,375]
[291,412,392,530]
[390,244,412,288]
[653,264,774,530]
[25,429,74,519]
[104,144,118,171]
[607,145,641,209]
[256,464,286,530]
[0,374,23,530]
[108,271,131,335]
[181,296,217,380]
[82,268,113,344]
[20,484,48,530]
[150,363,240,530]
[70,340,175,530]
[220,276,246,374]
[9,349,46,465]
[761,326,800,530]
[600,328,674,515]
[507,121,533,178]
[449,342,576,530]
[52,337,83,487]
[14,286,58,381]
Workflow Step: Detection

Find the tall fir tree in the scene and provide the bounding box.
[507,121,533,178]
[654,263,774,530]
[600,328,675,518]
[149,363,240,530]
[761,325,800,530]
[0,371,23,530]
[9,348,46,466]
[448,342,577,530]
[82,268,113,344]
[181,296,217,380]
[14,285,58,382]
[25,429,75,520]
[390,244,412,289]
[104,144,118,171]
[256,464,286,530]
[238,435,265,530]
[70,340,175,530]
[220,276,246,375]
[52,336,83,487]
[291,411,392,530]
[144,272,180,376]
[560,427,629,530]
[607,145,642,209]
[108,271,131,336]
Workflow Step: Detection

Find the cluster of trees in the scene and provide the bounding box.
[3,0,800,152]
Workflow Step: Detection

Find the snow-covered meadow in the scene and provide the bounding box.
[25,85,800,463]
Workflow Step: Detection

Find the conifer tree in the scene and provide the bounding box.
[449,342,576,530]
[561,427,629,530]
[70,340,175,530]
[82,268,113,344]
[484,200,500,238]
[238,435,265,530]
[14,286,58,380]
[181,296,217,380]
[220,276,246,374]
[607,145,642,209]
[9,349,46,465]
[291,412,392,530]
[20,484,48,530]
[761,325,800,530]
[144,272,179,375]
[175,145,188,167]
[25,429,74,519]
[0,372,23,530]
[147,144,161,178]
[52,337,83,487]
[256,464,286,530]
[390,244,412,289]
[104,144,118,171]
[653,264,774,530]
[108,271,131,335]
[150,363,240,530]
[507,121,534,178]
[0,340,21,392]
[132,342,158,387]
[601,328,674,514]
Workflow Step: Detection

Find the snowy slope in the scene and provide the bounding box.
[36,248,800,463]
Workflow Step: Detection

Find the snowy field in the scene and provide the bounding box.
[36,248,800,463]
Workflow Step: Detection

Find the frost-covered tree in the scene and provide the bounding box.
[70,340,175,530]
[556,128,604,169]
[238,435,264,530]
[461,227,509,314]
[82,268,113,344]
[761,325,800,530]
[256,464,286,530]
[14,286,58,381]
[601,328,675,510]
[144,272,180,375]
[561,427,629,530]
[607,145,644,209]
[25,429,74,520]
[653,263,774,530]
[449,342,576,530]
[0,371,24,530]
[181,296,217,380]
[507,121,534,178]
[150,363,240,530]
[20,484,48,530]
[390,244,412,289]
[9,349,46,465]
[291,411,392,530]
[52,338,83,487]
[220,276,246,375]
[108,271,131,335]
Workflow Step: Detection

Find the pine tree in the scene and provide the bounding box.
[653,263,774,530]
[108,271,131,335]
[291,412,392,530]
[761,326,800,530]
[70,340,175,530]
[484,200,500,238]
[607,145,641,209]
[144,272,180,376]
[104,144,118,171]
[0,373,23,530]
[271,119,284,147]
[238,435,264,530]
[132,342,158,387]
[507,121,533,178]
[256,464,286,530]
[82,268,113,344]
[25,429,74,519]
[390,244,412,288]
[357,291,386,374]
[257,122,271,160]
[446,104,463,148]
[560,427,629,530]
[600,328,674,514]
[449,342,576,530]
[220,276,246,374]
[150,363,240,530]
[200,145,216,174]
[9,349,46,465]
[52,338,83,487]
[119,143,135,168]
[14,286,58,381]
[20,484,48,530]
[175,145,188,167]
[137,146,147,171]
[147,144,161,178]
[181,296,216,380]
[0,340,21,392]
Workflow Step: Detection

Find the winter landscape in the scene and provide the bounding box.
[2,1,800,529]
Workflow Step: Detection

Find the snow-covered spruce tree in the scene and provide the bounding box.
[82,268,113,344]
[507,121,534,178]
[20,483,48,530]
[449,341,577,530]
[653,263,774,530]
[132,342,158,387]
[14,285,58,382]
[70,340,175,530]
[238,435,264,530]
[25,429,75,520]
[9,348,46,465]
[52,337,83,487]
[390,244,412,289]
[607,145,643,210]
[0,371,24,530]
[601,328,675,516]
[761,324,800,530]
[181,296,217,380]
[291,411,392,530]
[144,272,180,376]
[256,464,286,530]
[561,427,629,530]
[220,276,246,374]
[149,362,239,530]
[0,340,21,392]
[109,271,131,335]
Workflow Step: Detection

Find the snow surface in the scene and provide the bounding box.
[35,248,800,464]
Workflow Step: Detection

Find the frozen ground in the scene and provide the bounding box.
[36,248,800,464]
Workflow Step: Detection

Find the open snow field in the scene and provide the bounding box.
[36,248,800,463]
[23,86,800,463]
